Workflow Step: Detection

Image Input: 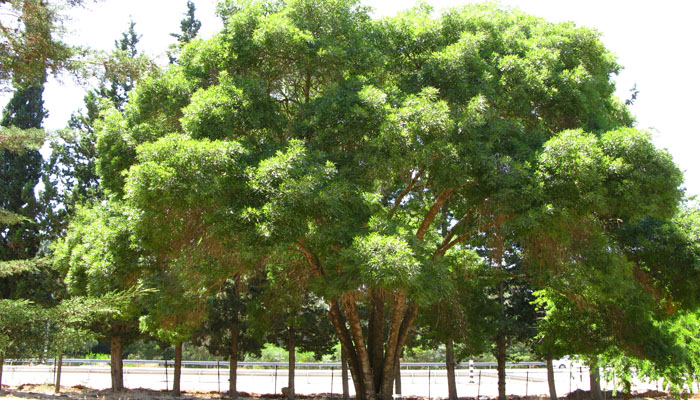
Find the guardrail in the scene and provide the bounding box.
[5,359,547,369]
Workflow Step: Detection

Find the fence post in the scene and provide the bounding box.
[428,366,431,400]
[331,367,334,400]
[165,360,169,391]
[217,360,221,394]
[478,370,482,399]
[580,366,583,383]
[470,359,475,383]
[569,366,572,394]
[274,365,278,394]
[526,369,529,396]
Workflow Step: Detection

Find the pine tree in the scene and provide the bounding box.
[99,19,141,110]
[168,1,201,64]
[45,20,146,217]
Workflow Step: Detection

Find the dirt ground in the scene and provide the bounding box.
[0,385,689,400]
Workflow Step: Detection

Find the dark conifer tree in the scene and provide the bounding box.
[168,1,201,64]
[0,82,47,261]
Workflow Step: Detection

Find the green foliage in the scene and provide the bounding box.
[52,200,144,346]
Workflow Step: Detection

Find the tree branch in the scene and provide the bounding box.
[388,167,424,220]
[416,187,455,241]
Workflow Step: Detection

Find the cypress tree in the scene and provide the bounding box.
[0,82,47,261]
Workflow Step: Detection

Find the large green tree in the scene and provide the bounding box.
[108,3,685,400]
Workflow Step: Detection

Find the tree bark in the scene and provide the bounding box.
[1,356,4,391]
[446,338,458,400]
[546,355,557,400]
[394,350,402,397]
[173,342,182,397]
[110,336,124,392]
[55,352,63,393]
[328,299,365,399]
[343,294,377,400]
[379,294,407,400]
[496,333,507,400]
[589,358,604,400]
[230,327,239,400]
[368,289,385,392]
[341,346,350,400]
[288,326,296,400]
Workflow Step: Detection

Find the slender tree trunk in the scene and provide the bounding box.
[379,294,407,400]
[589,358,604,400]
[328,299,365,400]
[288,326,295,400]
[230,327,239,400]
[623,380,632,400]
[368,289,385,392]
[446,338,458,400]
[342,346,350,400]
[496,333,507,400]
[343,294,377,400]
[55,352,63,393]
[546,355,557,400]
[173,342,182,397]
[496,279,507,400]
[394,349,402,396]
[110,336,124,392]
[1,356,4,391]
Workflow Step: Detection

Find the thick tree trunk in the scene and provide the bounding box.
[230,327,239,400]
[446,339,458,400]
[1,356,4,391]
[546,355,557,400]
[496,333,507,400]
[589,358,604,400]
[173,342,182,397]
[288,327,296,400]
[328,295,417,400]
[341,345,350,400]
[55,353,63,393]
[110,336,124,392]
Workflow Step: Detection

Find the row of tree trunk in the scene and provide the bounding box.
[42,334,607,400]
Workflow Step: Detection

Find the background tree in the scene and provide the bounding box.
[197,276,265,400]
[52,201,144,392]
[168,0,201,64]
[252,260,337,400]
[0,0,89,90]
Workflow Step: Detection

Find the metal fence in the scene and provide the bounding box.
[1,359,665,398]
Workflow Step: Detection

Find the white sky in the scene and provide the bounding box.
[4,0,699,199]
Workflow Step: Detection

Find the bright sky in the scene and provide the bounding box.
[4,0,699,199]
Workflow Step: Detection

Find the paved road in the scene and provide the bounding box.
[1,365,661,398]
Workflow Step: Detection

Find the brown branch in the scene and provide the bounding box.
[434,214,516,258]
[415,187,455,240]
[387,167,425,220]
[292,240,324,277]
